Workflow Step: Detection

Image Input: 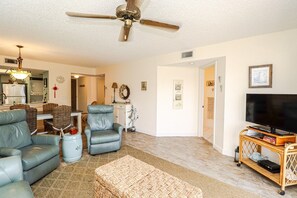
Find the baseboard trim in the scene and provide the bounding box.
[213,144,223,153]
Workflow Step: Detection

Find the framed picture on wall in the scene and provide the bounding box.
[173,80,183,109]
[141,81,147,91]
[249,64,272,88]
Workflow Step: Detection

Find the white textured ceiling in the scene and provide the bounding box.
[0,0,297,67]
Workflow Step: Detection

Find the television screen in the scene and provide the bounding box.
[246,94,297,133]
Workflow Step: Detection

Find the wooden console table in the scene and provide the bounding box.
[238,128,297,195]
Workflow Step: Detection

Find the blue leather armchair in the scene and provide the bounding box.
[0,109,60,185]
[0,156,34,198]
[85,105,123,155]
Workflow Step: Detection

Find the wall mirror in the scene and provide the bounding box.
[119,84,130,100]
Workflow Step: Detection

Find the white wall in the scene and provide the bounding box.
[98,28,297,156]
[0,55,96,105]
[97,58,158,136]
[195,29,297,156]
[156,66,198,136]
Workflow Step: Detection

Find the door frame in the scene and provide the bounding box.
[198,61,217,145]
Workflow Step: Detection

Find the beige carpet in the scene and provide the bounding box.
[31,145,258,198]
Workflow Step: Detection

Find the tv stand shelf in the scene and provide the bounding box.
[238,128,297,195]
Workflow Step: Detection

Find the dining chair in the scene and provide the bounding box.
[9,104,30,110]
[42,103,58,112]
[9,105,37,135]
[45,105,72,135]
[26,108,38,135]
[43,103,58,132]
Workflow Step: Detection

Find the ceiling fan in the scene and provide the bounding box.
[66,0,180,42]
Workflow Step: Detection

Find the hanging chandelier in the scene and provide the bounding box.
[9,45,31,80]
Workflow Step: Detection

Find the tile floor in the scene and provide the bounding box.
[122,132,297,198]
[203,126,213,144]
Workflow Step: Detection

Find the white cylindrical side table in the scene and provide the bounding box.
[62,133,82,163]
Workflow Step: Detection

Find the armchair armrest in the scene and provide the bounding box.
[31,134,60,146]
[85,125,91,152]
[0,148,21,157]
[114,123,123,135]
[0,156,23,187]
[85,125,91,138]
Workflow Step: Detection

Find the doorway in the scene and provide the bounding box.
[71,79,77,110]
[202,65,215,144]
[71,74,105,113]
[97,76,105,104]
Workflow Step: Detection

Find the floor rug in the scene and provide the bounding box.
[31,145,258,198]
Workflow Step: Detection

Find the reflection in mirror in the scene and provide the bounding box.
[0,66,48,105]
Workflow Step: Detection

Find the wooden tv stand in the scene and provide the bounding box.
[238,127,297,195]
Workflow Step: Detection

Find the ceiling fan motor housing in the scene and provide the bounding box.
[116,4,141,20]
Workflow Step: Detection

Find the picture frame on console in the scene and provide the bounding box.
[249,64,272,88]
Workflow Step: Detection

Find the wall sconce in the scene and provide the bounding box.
[112,82,118,103]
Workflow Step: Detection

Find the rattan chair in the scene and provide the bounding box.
[26,108,38,135]
[43,103,58,131]
[9,104,30,110]
[45,105,72,135]
[43,103,58,112]
[9,105,37,135]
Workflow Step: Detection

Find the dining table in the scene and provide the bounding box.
[37,110,83,133]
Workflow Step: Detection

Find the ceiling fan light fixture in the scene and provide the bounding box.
[9,45,31,80]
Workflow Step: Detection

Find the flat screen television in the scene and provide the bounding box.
[246,94,297,134]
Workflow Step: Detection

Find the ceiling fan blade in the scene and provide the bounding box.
[119,25,131,42]
[139,19,180,30]
[66,12,117,20]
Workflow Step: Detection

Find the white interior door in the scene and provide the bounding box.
[201,65,215,144]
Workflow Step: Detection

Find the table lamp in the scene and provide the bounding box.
[112,82,118,103]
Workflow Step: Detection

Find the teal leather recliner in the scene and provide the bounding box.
[0,110,60,185]
[0,156,34,198]
[85,105,123,155]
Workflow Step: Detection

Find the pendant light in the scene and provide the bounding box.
[9,45,31,80]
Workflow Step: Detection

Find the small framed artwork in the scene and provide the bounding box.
[175,94,182,101]
[249,64,272,88]
[206,80,215,87]
[141,81,147,91]
[173,80,183,109]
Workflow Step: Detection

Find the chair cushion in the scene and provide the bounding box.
[0,109,26,125]
[87,105,114,131]
[88,113,114,131]
[20,144,59,171]
[0,180,33,198]
[91,130,120,144]
[0,121,32,149]
[88,105,113,113]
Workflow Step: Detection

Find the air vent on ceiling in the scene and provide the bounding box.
[5,58,17,64]
[181,51,193,59]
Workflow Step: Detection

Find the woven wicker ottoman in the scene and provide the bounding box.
[94,155,203,198]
